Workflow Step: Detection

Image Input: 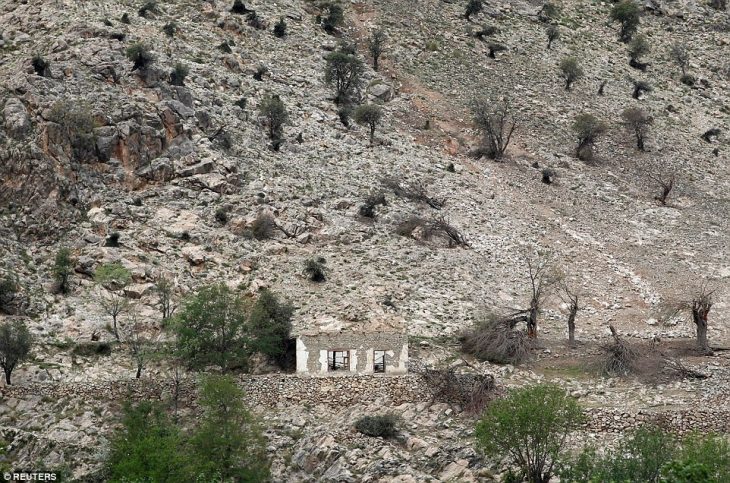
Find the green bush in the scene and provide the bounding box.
[273,17,287,38]
[48,101,97,161]
[321,3,344,34]
[355,414,400,438]
[0,319,32,384]
[71,342,112,357]
[354,104,383,145]
[572,113,607,161]
[325,47,365,105]
[162,22,177,38]
[126,43,154,71]
[559,56,583,90]
[138,1,159,18]
[304,258,327,282]
[259,94,288,151]
[465,0,483,21]
[610,0,641,42]
[476,384,584,483]
[32,55,51,77]
[169,62,189,87]
[53,247,73,295]
[248,289,294,369]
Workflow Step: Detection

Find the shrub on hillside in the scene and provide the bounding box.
[259,94,288,151]
[273,17,287,38]
[353,104,383,146]
[169,63,189,87]
[126,43,154,71]
[355,414,400,438]
[611,0,641,42]
[48,101,97,161]
[559,56,583,90]
[324,47,365,105]
[31,56,51,77]
[572,113,607,161]
[304,258,327,283]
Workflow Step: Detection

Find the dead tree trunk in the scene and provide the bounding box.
[567,304,577,345]
[691,290,713,354]
[527,303,538,339]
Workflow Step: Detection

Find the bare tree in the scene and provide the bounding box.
[525,252,558,339]
[670,44,689,76]
[648,171,675,205]
[382,177,445,209]
[154,274,177,321]
[98,286,130,341]
[621,107,653,151]
[472,98,517,161]
[559,282,580,345]
[121,307,158,379]
[636,158,676,205]
[689,284,714,354]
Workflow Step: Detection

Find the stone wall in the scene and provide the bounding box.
[1,377,729,435]
[296,332,408,375]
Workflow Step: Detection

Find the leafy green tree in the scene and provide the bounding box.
[611,0,641,42]
[475,384,584,483]
[572,113,607,161]
[53,247,73,295]
[259,94,289,151]
[0,320,32,385]
[354,104,383,146]
[95,263,132,341]
[546,24,560,50]
[465,0,483,20]
[174,284,250,372]
[559,56,583,91]
[321,3,344,34]
[324,48,365,105]
[106,402,190,482]
[248,289,293,369]
[628,33,650,63]
[190,375,270,481]
[666,432,730,482]
[368,30,386,71]
[0,275,19,314]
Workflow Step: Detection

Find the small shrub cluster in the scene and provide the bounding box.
[48,101,98,161]
[359,192,387,218]
[355,414,400,438]
[304,258,327,282]
[259,94,288,151]
[250,212,277,240]
[169,63,189,87]
[321,2,344,34]
[126,43,154,71]
[461,313,532,364]
[31,56,51,77]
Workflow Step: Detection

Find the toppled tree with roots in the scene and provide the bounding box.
[461,313,533,364]
[395,215,468,248]
[382,177,444,209]
[471,98,516,160]
[413,362,497,414]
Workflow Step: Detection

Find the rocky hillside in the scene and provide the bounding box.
[0,0,729,480]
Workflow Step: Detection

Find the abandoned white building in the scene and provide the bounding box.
[295,315,408,375]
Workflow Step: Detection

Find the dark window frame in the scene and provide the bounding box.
[327,349,350,371]
[374,350,386,373]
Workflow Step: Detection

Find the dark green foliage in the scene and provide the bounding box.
[121,13,131,24]
[368,29,386,71]
[234,97,247,109]
[169,62,189,87]
[71,342,112,357]
[628,33,650,61]
[259,94,288,151]
[0,320,33,385]
[218,41,233,53]
[710,0,727,10]
[250,211,276,240]
[190,376,270,481]
[354,104,383,145]
[465,0,483,20]
[338,106,352,127]
[103,18,113,27]
[632,79,652,99]
[248,289,294,369]
[126,43,154,71]
[138,1,159,18]
[253,65,268,81]
[162,22,177,37]
[539,2,561,22]
[53,247,73,295]
[355,414,400,438]
[174,284,250,372]
[304,258,327,282]
[322,3,344,34]
[273,17,287,38]
[359,192,387,218]
[247,11,266,30]
[47,101,98,161]
[546,24,560,49]
[572,113,607,161]
[32,56,51,77]
[559,56,583,90]
[476,384,584,483]
[105,232,121,247]
[325,48,365,105]
[215,206,229,224]
[0,276,19,314]
[611,0,641,42]
[680,73,695,86]
[106,402,189,482]
[542,168,554,184]
[487,42,507,58]
[109,32,126,41]
[560,429,730,482]
[231,0,250,14]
